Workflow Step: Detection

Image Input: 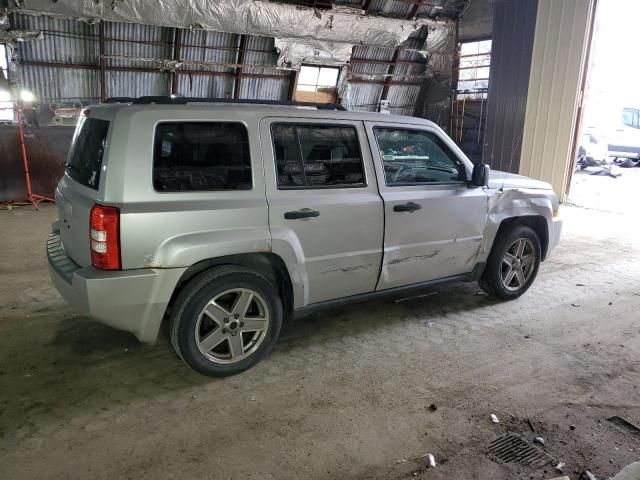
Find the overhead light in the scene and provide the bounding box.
[0,90,10,102]
[20,90,34,102]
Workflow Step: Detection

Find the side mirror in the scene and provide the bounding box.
[471,163,490,187]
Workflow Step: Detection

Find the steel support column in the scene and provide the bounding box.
[98,21,106,102]
[234,35,247,99]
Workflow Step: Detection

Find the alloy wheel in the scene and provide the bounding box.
[194,288,270,364]
[500,238,536,292]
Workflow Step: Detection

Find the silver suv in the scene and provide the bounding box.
[47,97,562,376]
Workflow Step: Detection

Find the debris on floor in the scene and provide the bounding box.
[584,165,623,177]
[395,453,432,464]
[555,461,565,472]
[427,453,436,468]
[428,403,437,412]
[491,414,500,424]
[613,157,640,168]
[579,471,597,480]
[527,417,535,432]
[534,436,545,446]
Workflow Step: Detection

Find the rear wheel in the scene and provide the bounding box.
[479,225,541,300]
[170,266,282,377]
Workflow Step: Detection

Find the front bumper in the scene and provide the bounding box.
[47,232,186,343]
[547,216,563,258]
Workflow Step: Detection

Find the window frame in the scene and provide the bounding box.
[151,120,253,193]
[456,38,492,101]
[295,64,341,94]
[622,108,639,129]
[270,122,368,191]
[372,126,469,187]
[0,43,14,123]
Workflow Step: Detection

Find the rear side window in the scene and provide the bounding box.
[153,122,251,192]
[66,117,110,190]
[271,124,365,188]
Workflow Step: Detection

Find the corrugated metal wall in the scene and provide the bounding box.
[519,0,595,199]
[481,0,539,172]
[11,12,434,113]
[2,4,464,202]
[11,13,293,108]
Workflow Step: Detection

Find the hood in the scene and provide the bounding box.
[488,170,553,191]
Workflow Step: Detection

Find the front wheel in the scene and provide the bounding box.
[479,225,541,300]
[170,266,283,377]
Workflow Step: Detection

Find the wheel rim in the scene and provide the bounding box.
[194,288,270,365]
[500,238,536,292]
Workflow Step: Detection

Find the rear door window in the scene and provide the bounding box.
[65,117,110,190]
[271,124,365,188]
[153,122,251,192]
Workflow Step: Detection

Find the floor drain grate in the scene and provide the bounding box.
[608,416,640,442]
[487,434,555,468]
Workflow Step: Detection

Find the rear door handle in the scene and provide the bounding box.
[284,208,320,220]
[393,202,421,213]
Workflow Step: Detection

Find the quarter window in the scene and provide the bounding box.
[373,128,466,185]
[153,122,251,192]
[272,124,365,188]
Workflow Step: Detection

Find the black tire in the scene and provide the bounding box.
[479,225,541,300]
[170,266,283,377]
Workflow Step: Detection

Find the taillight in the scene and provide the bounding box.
[90,204,121,270]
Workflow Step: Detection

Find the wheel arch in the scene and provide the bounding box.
[494,215,549,260]
[164,253,295,327]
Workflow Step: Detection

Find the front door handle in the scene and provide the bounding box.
[284,208,320,220]
[393,202,421,213]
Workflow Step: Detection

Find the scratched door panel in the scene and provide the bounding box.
[365,121,489,290]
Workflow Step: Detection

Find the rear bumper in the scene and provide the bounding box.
[47,232,186,343]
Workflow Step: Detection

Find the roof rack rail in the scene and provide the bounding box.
[104,97,136,104]
[129,96,347,111]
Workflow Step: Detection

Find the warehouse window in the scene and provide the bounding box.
[0,44,13,122]
[294,65,340,104]
[456,39,491,100]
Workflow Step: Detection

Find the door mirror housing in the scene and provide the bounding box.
[470,163,490,187]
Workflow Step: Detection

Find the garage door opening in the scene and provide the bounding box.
[567,0,640,216]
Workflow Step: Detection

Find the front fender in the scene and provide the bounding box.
[480,188,555,262]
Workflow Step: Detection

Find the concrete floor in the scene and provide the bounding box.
[0,203,639,480]
[568,164,640,214]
